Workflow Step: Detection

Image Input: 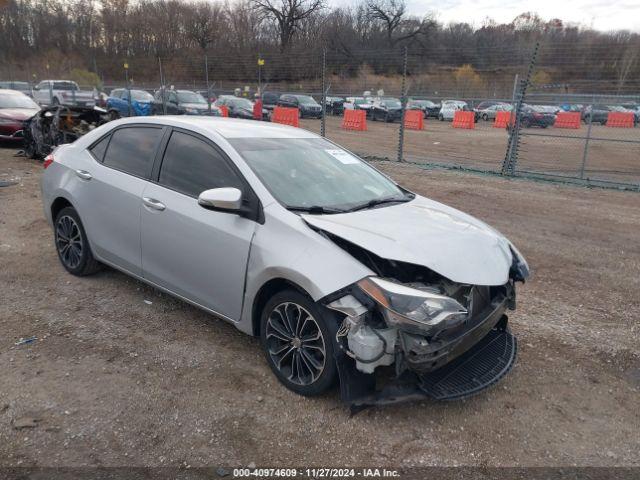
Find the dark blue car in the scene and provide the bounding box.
[106,88,154,119]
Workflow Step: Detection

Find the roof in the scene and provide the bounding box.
[115,116,318,139]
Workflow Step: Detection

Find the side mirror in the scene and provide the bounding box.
[198,187,242,212]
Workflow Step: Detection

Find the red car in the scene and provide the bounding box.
[0,89,40,142]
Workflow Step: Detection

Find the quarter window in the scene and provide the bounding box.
[89,135,111,162]
[102,127,163,178]
[158,131,243,197]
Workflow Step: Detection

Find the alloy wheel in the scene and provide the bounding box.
[265,302,326,386]
[56,215,83,269]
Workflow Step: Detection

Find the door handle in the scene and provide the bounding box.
[142,197,166,211]
[75,169,92,180]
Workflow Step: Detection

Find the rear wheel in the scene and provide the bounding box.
[260,289,337,396]
[54,207,101,276]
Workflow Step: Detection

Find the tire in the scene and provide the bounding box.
[482,114,488,121]
[54,206,101,276]
[371,111,377,121]
[260,289,338,396]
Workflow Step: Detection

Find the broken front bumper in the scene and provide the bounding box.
[336,311,517,409]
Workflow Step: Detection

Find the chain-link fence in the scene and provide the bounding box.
[2,43,639,190]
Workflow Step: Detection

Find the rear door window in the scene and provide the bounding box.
[102,127,163,178]
[158,131,243,197]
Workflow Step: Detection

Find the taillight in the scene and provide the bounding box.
[43,154,54,169]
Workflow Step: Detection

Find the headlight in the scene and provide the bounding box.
[357,277,467,333]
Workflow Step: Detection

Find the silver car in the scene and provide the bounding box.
[41,117,529,406]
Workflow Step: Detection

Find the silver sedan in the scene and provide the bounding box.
[41,117,529,406]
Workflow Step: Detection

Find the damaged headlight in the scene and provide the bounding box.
[357,277,468,334]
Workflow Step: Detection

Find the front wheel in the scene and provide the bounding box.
[54,207,101,276]
[260,290,337,396]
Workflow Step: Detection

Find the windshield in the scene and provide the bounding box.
[0,94,39,109]
[53,82,78,91]
[177,92,207,104]
[131,90,153,102]
[230,98,254,109]
[296,95,317,106]
[229,137,407,211]
[382,99,401,108]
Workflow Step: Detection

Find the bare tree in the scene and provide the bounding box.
[365,0,433,47]
[187,2,224,51]
[250,0,325,51]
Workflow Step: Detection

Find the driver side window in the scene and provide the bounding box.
[158,131,243,198]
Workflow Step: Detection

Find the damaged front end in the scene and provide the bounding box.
[323,243,528,409]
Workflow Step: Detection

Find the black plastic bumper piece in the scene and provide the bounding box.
[342,326,517,410]
[418,327,517,401]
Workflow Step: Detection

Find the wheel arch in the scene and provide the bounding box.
[251,277,311,336]
[51,196,74,222]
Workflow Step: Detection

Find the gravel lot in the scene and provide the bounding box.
[1,144,639,468]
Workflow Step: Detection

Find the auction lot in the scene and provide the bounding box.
[1,143,639,467]
[301,116,640,186]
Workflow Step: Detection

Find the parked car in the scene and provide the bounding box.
[40,116,529,405]
[261,91,281,113]
[106,89,154,119]
[582,104,613,125]
[343,97,373,117]
[325,96,345,116]
[439,100,478,122]
[370,97,402,122]
[197,90,217,105]
[152,89,220,116]
[277,94,322,118]
[33,80,96,107]
[612,105,639,126]
[0,81,33,97]
[474,100,504,111]
[620,104,640,125]
[215,95,256,119]
[407,99,439,118]
[0,89,40,142]
[515,105,555,128]
[476,103,512,121]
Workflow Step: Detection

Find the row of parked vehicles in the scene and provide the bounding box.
[1,80,638,147]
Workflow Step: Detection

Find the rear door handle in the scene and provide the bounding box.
[75,169,92,180]
[142,197,166,211]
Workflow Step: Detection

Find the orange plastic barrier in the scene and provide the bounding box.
[554,112,581,129]
[493,111,512,128]
[253,99,263,120]
[403,110,424,130]
[606,111,634,128]
[272,106,299,127]
[218,105,229,117]
[452,110,475,129]
[341,109,367,131]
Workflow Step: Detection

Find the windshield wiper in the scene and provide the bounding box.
[286,205,346,215]
[344,194,414,212]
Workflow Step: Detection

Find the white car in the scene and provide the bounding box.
[438,100,474,121]
[343,97,373,116]
[40,117,529,406]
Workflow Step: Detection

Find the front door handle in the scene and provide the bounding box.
[75,169,92,180]
[142,197,166,211]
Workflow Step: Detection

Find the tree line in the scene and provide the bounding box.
[1,0,639,94]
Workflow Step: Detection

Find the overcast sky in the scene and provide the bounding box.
[332,0,640,32]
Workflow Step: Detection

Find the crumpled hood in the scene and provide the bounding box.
[302,195,513,286]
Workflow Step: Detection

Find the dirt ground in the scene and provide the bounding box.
[1,144,639,469]
[301,116,640,186]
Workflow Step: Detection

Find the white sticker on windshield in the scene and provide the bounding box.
[325,149,360,165]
